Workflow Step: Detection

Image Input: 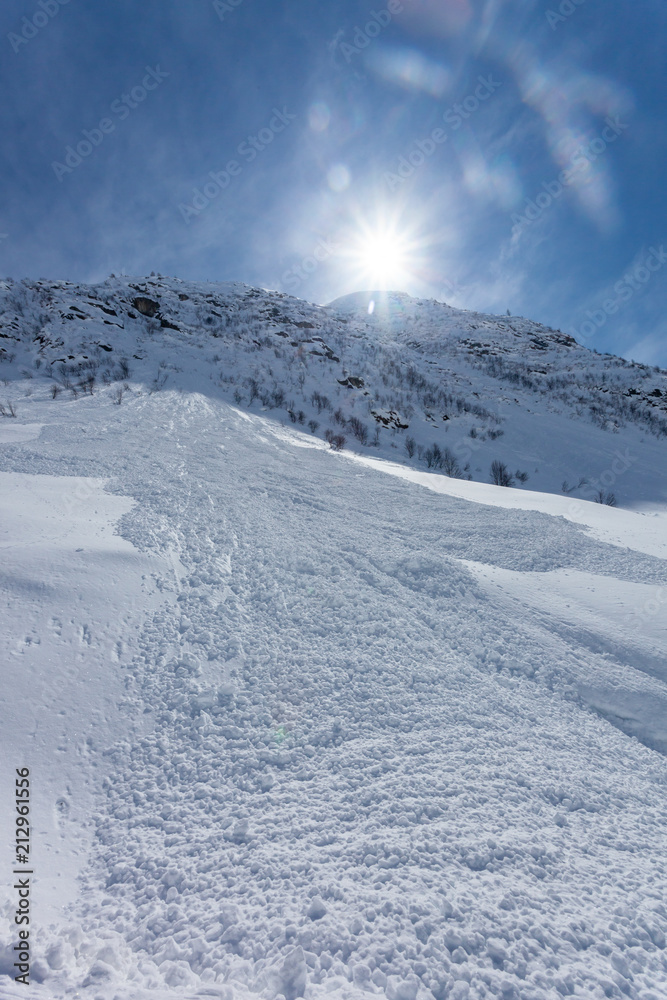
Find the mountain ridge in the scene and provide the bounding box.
[1,274,665,507]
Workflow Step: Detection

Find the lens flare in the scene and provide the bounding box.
[350,225,412,288]
[352,229,412,287]
[327,164,351,192]
[308,102,331,132]
[332,199,455,298]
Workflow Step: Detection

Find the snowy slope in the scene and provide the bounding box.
[0,275,665,507]
[0,278,666,1000]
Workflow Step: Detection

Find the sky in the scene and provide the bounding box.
[1,0,666,365]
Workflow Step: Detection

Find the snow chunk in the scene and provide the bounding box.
[273,946,307,1000]
[307,896,328,921]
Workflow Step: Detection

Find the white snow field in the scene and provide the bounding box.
[0,278,666,999]
[0,390,665,1000]
[0,470,180,933]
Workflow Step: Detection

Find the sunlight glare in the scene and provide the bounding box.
[332,200,458,299]
[346,219,417,289]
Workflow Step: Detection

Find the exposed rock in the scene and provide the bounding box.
[371,407,409,429]
[132,296,159,317]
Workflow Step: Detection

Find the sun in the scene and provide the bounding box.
[333,202,445,297]
[354,230,411,288]
[351,226,413,289]
[340,212,421,290]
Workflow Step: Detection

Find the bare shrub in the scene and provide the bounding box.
[151,372,168,393]
[594,490,617,506]
[424,443,443,469]
[441,447,463,478]
[348,416,368,444]
[490,460,515,487]
[311,392,330,413]
[325,430,345,450]
[561,478,587,494]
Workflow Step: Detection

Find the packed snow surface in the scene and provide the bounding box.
[0,276,665,1000]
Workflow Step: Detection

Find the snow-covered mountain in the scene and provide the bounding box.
[0,275,666,1000]
[1,275,665,507]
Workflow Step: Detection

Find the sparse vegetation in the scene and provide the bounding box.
[424,444,443,469]
[562,478,588,495]
[1,276,664,510]
[325,430,345,451]
[441,449,465,478]
[490,460,515,487]
[150,371,168,393]
[594,490,617,506]
[348,416,368,444]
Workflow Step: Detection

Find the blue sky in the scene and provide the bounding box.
[2,0,666,364]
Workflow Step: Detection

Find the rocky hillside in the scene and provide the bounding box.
[1,275,665,506]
